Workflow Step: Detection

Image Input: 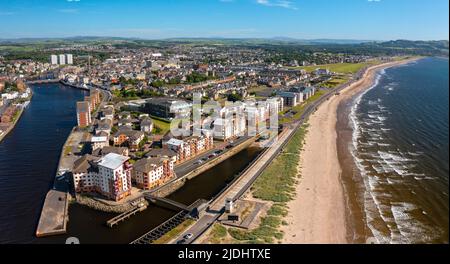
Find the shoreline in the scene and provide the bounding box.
[281,58,420,244]
[0,94,32,143]
[0,108,24,143]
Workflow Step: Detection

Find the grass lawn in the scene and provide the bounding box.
[151,118,171,135]
[288,60,381,74]
[248,85,273,98]
[64,146,72,156]
[152,219,195,244]
[322,76,350,88]
[279,90,326,124]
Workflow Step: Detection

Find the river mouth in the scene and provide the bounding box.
[36,146,262,244]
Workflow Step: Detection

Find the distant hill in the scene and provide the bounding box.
[0,36,448,58]
[360,40,449,56]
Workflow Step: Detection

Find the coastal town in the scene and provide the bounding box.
[0,37,445,245]
[0,1,448,259]
[0,42,380,238]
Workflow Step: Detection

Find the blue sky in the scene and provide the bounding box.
[0,0,448,40]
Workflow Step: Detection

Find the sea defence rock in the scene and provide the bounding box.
[75,194,149,214]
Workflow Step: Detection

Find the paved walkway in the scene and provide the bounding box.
[209,128,292,211]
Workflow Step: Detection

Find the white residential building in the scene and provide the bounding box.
[51,55,58,65]
[266,97,284,113]
[1,92,19,100]
[59,54,66,65]
[66,54,73,65]
[91,136,109,151]
[213,118,234,141]
[96,153,132,201]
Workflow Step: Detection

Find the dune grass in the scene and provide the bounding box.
[216,124,308,244]
[152,219,194,244]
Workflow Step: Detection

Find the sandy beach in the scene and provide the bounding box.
[281,58,419,244]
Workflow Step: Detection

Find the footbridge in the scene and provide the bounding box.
[144,194,190,211]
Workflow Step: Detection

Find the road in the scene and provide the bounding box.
[139,135,253,197]
[174,136,251,177]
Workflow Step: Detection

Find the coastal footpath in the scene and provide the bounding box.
[281,58,420,244]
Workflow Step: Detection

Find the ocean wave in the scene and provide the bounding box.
[347,66,443,244]
[390,202,442,244]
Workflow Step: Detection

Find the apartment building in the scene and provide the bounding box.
[59,54,66,65]
[165,133,213,163]
[72,155,100,193]
[213,118,233,141]
[212,104,246,141]
[72,153,132,202]
[96,153,133,201]
[166,138,189,162]
[245,103,267,134]
[76,101,92,128]
[112,128,145,150]
[266,97,284,114]
[132,157,174,190]
[90,135,109,151]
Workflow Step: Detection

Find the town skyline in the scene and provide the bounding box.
[0,0,448,41]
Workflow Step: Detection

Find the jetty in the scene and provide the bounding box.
[106,203,148,228]
[35,190,69,237]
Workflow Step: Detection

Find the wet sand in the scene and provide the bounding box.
[281,58,419,244]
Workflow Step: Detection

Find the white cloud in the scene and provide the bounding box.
[256,0,298,10]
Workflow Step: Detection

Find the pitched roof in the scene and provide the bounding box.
[92,146,128,157]
[133,158,164,173]
[145,148,177,158]
[73,155,99,174]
